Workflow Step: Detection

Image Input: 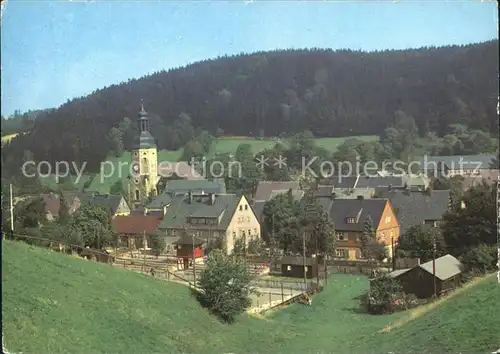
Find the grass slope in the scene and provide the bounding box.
[3,241,498,353]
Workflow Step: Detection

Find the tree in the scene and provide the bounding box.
[58,190,70,224]
[460,244,497,275]
[360,275,405,315]
[441,182,497,256]
[432,176,464,210]
[107,127,124,157]
[262,192,297,244]
[233,237,246,259]
[197,249,254,323]
[397,225,446,263]
[14,197,46,229]
[149,233,166,258]
[360,216,387,263]
[298,190,335,256]
[68,202,116,249]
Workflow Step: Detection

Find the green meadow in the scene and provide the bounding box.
[3,240,498,353]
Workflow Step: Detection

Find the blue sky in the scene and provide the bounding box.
[1,1,497,116]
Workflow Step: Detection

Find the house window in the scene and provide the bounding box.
[244,204,248,210]
[380,232,386,242]
[304,266,308,272]
[254,228,257,235]
[134,152,138,156]
[171,230,176,236]
[346,217,355,224]
[287,265,291,271]
[135,190,140,201]
[335,249,348,258]
[248,229,251,236]
[336,232,346,241]
[355,249,364,259]
[239,205,243,211]
[385,216,391,224]
[246,216,251,223]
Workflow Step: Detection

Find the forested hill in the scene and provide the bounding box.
[2,40,498,172]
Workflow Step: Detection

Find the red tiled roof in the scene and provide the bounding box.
[112,215,162,234]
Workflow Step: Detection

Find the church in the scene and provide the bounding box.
[127,102,159,208]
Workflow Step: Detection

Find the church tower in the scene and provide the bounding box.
[128,101,158,206]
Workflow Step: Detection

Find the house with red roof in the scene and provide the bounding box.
[112,215,162,249]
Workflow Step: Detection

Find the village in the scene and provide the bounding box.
[8,103,497,315]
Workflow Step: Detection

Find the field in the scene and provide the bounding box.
[3,240,499,353]
[214,135,378,155]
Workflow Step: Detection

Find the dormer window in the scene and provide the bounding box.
[346,217,355,224]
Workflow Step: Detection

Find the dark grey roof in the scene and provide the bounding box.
[80,193,125,215]
[355,176,405,189]
[148,179,226,209]
[164,179,226,194]
[374,188,451,235]
[254,181,300,202]
[252,201,266,222]
[418,155,496,171]
[328,199,388,232]
[315,196,334,215]
[329,176,358,189]
[280,256,315,266]
[173,232,204,246]
[158,193,241,231]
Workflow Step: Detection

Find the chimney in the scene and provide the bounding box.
[357,195,364,200]
[209,193,215,205]
[188,191,193,204]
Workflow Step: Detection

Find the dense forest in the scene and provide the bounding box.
[1,40,498,174]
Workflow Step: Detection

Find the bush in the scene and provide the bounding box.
[360,275,404,315]
[197,249,254,323]
[460,244,497,275]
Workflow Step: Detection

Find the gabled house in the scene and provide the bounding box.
[157,192,261,254]
[373,188,451,236]
[387,254,462,298]
[112,214,163,249]
[40,192,82,221]
[79,193,131,218]
[327,197,400,260]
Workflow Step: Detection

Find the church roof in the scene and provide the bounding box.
[134,101,156,149]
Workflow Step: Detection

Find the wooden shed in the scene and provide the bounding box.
[388,254,463,299]
[280,256,318,279]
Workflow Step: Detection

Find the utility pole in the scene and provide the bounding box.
[302,231,307,288]
[315,228,320,287]
[9,183,14,240]
[432,234,437,298]
[192,229,196,288]
[392,234,396,271]
[143,230,146,272]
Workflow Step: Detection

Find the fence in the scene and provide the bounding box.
[250,279,316,291]
[328,265,391,276]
